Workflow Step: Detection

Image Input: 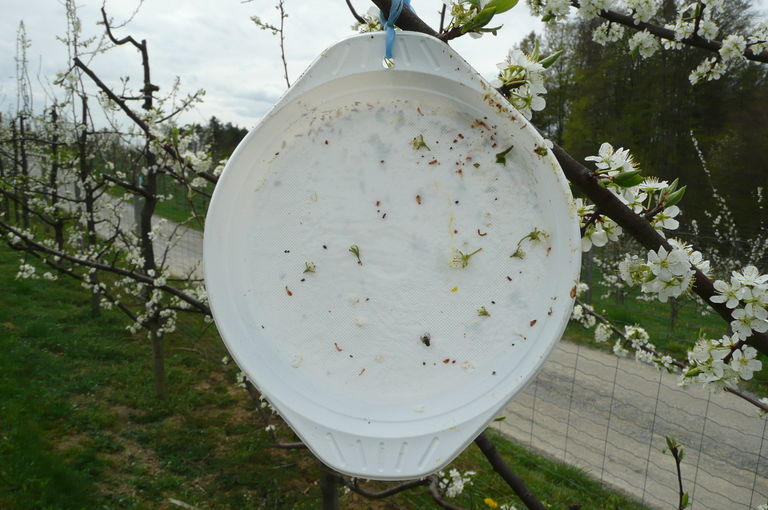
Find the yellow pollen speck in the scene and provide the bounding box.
[450,287,459,293]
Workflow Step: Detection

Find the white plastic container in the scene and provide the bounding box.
[204,32,580,480]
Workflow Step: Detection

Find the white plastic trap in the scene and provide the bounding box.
[204,32,580,480]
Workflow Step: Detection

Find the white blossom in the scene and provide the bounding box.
[748,24,768,54]
[711,278,744,308]
[579,0,612,17]
[629,30,660,59]
[595,322,612,343]
[593,21,625,45]
[438,468,476,498]
[494,49,548,120]
[585,142,636,175]
[730,346,762,380]
[699,18,719,41]
[731,305,768,340]
[625,0,660,24]
[719,34,747,63]
[527,0,571,21]
[651,205,680,234]
[689,57,726,84]
[16,261,38,280]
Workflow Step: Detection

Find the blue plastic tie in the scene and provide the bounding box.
[379,0,411,60]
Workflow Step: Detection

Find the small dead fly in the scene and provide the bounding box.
[530,319,538,327]
[334,342,343,352]
[420,333,431,347]
[477,306,490,317]
[285,286,293,296]
[416,194,422,205]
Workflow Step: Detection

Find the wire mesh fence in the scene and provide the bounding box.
[494,341,768,510]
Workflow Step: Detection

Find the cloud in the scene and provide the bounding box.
[0,0,544,127]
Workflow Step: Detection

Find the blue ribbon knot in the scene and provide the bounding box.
[379,0,412,60]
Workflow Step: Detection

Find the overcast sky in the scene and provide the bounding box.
[1,1,766,129]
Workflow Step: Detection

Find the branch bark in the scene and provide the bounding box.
[575,2,768,64]
[342,477,429,499]
[370,0,438,37]
[474,432,548,510]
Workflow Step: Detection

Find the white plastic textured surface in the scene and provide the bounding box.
[204,32,580,480]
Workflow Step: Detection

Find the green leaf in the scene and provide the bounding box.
[613,169,643,187]
[681,492,690,508]
[461,7,497,33]
[495,145,514,165]
[493,415,507,422]
[484,0,520,14]
[478,25,503,35]
[538,49,563,69]
[665,186,687,207]
[665,435,677,450]
[666,178,680,194]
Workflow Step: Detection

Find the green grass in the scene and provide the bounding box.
[153,172,208,231]
[0,243,649,509]
[106,173,208,231]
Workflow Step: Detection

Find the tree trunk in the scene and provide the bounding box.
[150,325,166,399]
[18,115,30,229]
[77,96,100,316]
[10,119,21,225]
[320,467,339,510]
[48,107,65,250]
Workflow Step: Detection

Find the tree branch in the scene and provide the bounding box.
[428,477,470,510]
[341,477,429,499]
[474,432,548,510]
[552,144,768,356]
[73,57,150,134]
[570,1,768,63]
[0,221,210,314]
[370,0,439,37]
[345,0,366,24]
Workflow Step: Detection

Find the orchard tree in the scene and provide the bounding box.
[1,0,768,508]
